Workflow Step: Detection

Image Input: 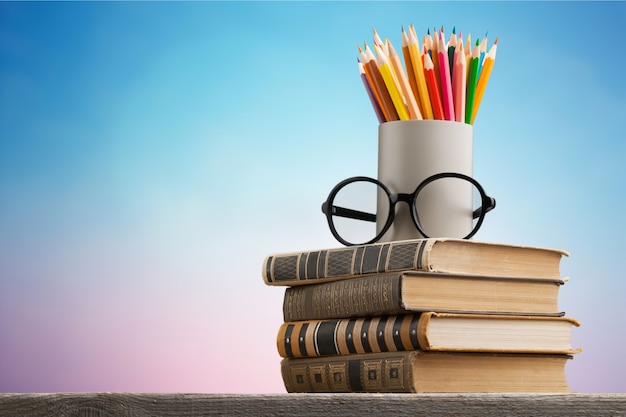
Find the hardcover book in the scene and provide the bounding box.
[277,313,581,358]
[282,271,567,321]
[263,238,569,286]
[281,351,572,393]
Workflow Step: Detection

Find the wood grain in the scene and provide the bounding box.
[1,393,625,417]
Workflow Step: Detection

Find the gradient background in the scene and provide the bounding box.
[1,1,624,393]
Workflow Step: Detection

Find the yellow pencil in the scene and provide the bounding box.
[471,38,498,124]
[375,44,410,120]
[387,38,422,119]
[408,24,434,119]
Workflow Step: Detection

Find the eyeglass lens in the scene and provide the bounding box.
[413,176,476,238]
[329,180,389,245]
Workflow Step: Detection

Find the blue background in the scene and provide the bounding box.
[1,1,624,392]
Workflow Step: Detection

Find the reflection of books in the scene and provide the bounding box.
[277,313,582,358]
[281,351,572,393]
[283,271,566,321]
[263,238,568,286]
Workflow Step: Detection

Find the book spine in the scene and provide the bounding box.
[263,239,433,285]
[280,351,418,393]
[277,314,423,358]
[283,273,405,321]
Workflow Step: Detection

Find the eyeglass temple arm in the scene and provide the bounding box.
[472,196,496,219]
[322,204,377,222]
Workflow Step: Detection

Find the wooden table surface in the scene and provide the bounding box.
[1,393,626,416]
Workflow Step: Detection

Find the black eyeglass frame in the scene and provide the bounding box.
[321,172,496,246]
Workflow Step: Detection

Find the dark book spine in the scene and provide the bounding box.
[283,273,405,321]
[280,351,417,393]
[277,314,423,358]
[265,239,430,284]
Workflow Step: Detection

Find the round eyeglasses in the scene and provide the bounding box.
[321,172,496,246]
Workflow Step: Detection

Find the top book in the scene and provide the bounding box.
[263,238,569,286]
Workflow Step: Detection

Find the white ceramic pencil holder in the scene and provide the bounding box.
[377,120,474,241]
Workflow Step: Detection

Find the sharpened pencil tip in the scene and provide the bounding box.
[494,37,499,44]
[452,26,456,34]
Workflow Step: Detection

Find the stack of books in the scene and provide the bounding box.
[262,238,581,393]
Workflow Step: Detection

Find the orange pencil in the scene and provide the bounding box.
[423,52,444,120]
[358,45,388,121]
[364,42,399,121]
[408,25,433,119]
[401,26,420,113]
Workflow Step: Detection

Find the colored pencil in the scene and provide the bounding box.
[375,44,410,120]
[471,38,498,124]
[477,32,488,79]
[387,39,422,120]
[465,39,481,124]
[358,45,388,121]
[401,26,420,115]
[464,33,472,79]
[373,28,388,56]
[423,52,444,120]
[437,32,455,121]
[357,26,496,125]
[358,59,385,123]
[431,27,441,94]
[408,25,433,119]
[452,42,466,123]
[448,26,457,81]
[364,43,399,121]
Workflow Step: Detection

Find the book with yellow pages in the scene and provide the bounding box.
[282,271,566,321]
[277,313,581,358]
[281,351,572,393]
[263,238,568,286]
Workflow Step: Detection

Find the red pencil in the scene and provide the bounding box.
[423,52,444,120]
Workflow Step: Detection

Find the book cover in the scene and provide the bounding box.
[263,238,568,286]
[277,313,581,358]
[283,271,566,321]
[281,351,572,393]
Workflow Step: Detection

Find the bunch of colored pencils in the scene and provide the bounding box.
[358,25,498,125]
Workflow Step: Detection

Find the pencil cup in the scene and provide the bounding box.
[377,120,474,241]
